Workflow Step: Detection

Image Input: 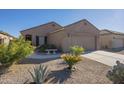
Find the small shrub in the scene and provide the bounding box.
[39,44,56,52]
[0,44,13,66]
[70,46,84,56]
[40,47,46,52]
[61,54,82,70]
[106,61,124,84]
[28,64,49,84]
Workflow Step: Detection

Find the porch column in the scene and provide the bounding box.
[95,35,100,50]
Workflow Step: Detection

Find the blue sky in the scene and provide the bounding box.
[0,9,124,37]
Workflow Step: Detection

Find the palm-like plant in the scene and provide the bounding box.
[70,46,84,56]
[61,54,82,70]
[29,64,49,84]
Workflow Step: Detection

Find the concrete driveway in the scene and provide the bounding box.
[82,50,124,66]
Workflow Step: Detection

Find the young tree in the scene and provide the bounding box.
[0,36,34,67]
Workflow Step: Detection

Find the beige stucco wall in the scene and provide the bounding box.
[100,34,124,49]
[0,33,12,45]
[48,20,100,52]
[21,22,62,46]
[100,34,112,49]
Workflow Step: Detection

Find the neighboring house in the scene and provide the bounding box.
[21,19,100,52]
[0,31,14,45]
[100,29,124,49]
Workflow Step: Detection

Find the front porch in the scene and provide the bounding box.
[25,34,48,46]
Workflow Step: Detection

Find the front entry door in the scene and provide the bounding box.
[39,37,45,45]
[36,36,45,46]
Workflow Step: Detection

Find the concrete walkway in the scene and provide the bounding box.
[27,53,61,59]
[82,50,124,66]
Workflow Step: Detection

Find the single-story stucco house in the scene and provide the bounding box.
[21,19,100,52]
[100,29,124,49]
[0,31,14,45]
[20,19,124,52]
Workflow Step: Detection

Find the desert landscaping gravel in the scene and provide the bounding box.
[0,57,112,84]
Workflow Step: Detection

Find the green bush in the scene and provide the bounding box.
[0,36,34,67]
[0,45,13,66]
[28,64,49,84]
[40,47,46,52]
[70,46,84,56]
[106,61,124,84]
[61,54,82,70]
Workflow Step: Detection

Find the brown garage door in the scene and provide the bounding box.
[62,36,95,52]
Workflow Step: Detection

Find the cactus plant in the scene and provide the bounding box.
[106,61,124,84]
[29,64,49,84]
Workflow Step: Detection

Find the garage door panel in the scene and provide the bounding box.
[62,36,95,52]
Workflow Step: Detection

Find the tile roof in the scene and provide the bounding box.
[49,19,100,34]
[20,21,62,32]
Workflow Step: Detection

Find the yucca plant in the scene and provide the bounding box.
[28,64,49,84]
[61,54,82,70]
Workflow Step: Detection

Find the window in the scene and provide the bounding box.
[44,36,47,44]
[25,35,32,41]
[0,39,3,44]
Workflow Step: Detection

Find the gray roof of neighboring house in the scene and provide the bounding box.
[100,29,124,35]
[0,31,14,38]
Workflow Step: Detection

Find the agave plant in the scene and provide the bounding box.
[28,64,49,84]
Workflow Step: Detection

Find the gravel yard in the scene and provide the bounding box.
[0,57,112,84]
